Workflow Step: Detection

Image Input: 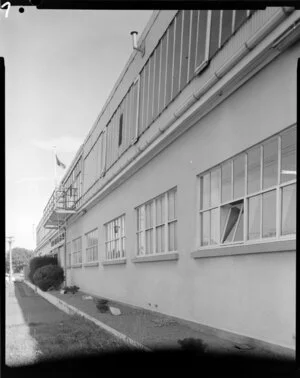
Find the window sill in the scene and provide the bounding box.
[71,264,82,269]
[132,252,179,263]
[102,258,127,266]
[84,262,99,267]
[192,239,296,259]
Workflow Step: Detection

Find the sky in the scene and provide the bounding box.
[2,6,153,251]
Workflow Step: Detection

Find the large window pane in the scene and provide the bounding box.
[172,11,183,99]
[281,184,296,235]
[234,207,244,242]
[153,43,161,120]
[263,138,278,189]
[247,147,261,194]
[147,54,155,126]
[210,208,219,245]
[209,10,221,58]
[248,195,261,240]
[281,126,296,183]
[145,203,153,228]
[201,173,210,209]
[168,221,177,251]
[211,168,220,207]
[138,70,145,134]
[233,155,245,199]
[138,232,145,256]
[234,10,247,31]
[222,203,242,243]
[168,190,176,220]
[221,161,232,203]
[165,21,175,106]
[145,229,153,254]
[142,63,149,132]
[158,33,167,114]
[262,190,276,238]
[221,10,233,47]
[156,196,165,225]
[180,10,190,91]
[196,10,208,68]
[201,211,210,246]
[188,10,198,81]
[156,225,165,253]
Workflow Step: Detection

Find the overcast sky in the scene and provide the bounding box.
[2,6,152,251]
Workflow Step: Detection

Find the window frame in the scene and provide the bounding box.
[72,236,82,266]
[136,187,177,257]
[85,228,98,263]
[198,125,296,250]
[104,214,126,261]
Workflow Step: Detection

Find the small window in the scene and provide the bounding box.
[136,188,177,256]
[118,114,123,147]
[105,215,125,260]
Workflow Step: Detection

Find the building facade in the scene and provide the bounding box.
[35,8,298,353]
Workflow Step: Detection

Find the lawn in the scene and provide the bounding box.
[6,313,131,366]
[29,314,131,362]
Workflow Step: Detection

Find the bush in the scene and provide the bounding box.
[62,285,80,294]
[33,264,64,291]
[28,255,57,284]
[95,298,109,313]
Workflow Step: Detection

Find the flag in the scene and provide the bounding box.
[56,154,66,169]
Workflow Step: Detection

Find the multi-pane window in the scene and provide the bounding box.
[66,242,71,267]
[105,215,125,260]
[72,237,82,265]
[136,188,177,256]
[85,229,98,263]
[199,125,296,247]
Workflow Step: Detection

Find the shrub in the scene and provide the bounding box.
[33,264,64,291]
[62,285,80,294]
[28,255,57,284]
[95,298,109,313]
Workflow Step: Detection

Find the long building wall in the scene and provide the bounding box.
[66,39,298,350]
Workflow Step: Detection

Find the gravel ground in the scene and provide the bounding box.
[47,287,294,360]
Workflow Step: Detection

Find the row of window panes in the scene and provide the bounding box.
[138,10,252,135]
[136,189,177,256]
[79,10,254,197]
[201,184,296,246]
[105,215,125,260]
[201,126,296,210]
[200,126,296,246]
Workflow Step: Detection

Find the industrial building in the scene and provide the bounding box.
[35,8,298,354]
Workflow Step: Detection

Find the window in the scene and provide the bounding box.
[199,125,296,247]
[85,229,98,263]
[66,242,71,267]
[72,237,82,265]
[118,114,123,147]
[136,188,177,256]
[105,215,125,260]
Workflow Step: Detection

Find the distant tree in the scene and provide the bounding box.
[6,247,34,273]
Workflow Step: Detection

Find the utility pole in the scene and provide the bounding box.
[6,236,14,283]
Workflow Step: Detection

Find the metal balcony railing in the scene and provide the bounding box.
[42,186,78,229]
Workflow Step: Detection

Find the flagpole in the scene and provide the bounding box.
[53,146,57,189]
